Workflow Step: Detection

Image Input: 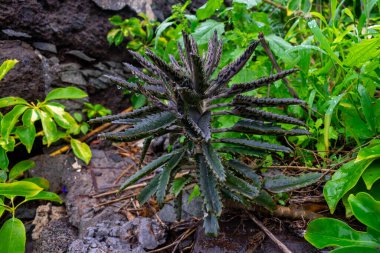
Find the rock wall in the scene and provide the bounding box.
[0,0,205,112]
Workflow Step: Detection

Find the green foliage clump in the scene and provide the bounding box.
[90,32,320,235]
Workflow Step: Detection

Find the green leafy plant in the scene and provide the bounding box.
[90,31,320,235]
[305,140,380,252]
[0,160,62,253]
[0,63,92,165]
[83,102,111,119]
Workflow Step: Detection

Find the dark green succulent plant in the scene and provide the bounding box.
[90,31,313,235]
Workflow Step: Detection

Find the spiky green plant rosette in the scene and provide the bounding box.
[90,31,311,235]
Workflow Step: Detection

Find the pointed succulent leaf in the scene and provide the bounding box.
[137,173,160,205]
[216,138,292,153]
[201,142,225,181]
[233,95,306,107]
[89,106,159,124]
[123,62,163,85]
[226,172,260,199]
[168,54,182,72]
[203,213,220,237]
[145,49,186,83]
[105,75,167,98]
[226,119,310,136]
[181,115,206,140]
[128,50,163,76]
[217,68,298,99]
[196,154,223,216]
[204,30,219,78]
[221,188,248,204]
[217,146,266,157]
[138,137,153,168]
[233,107,307,127]
[99,111,177,142]
[156,150,185,204]
[252,190,276,210]
[190,53,208,94]
[120,149,183,191]
[177,42,190,74]
[181,31,194,73]
[208,40,260,94]
[198,111,211,141]
[264,172,322,193]
[227,159,260,185]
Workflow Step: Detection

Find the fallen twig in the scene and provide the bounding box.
[247,212,293,253]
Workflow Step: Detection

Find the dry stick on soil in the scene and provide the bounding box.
[49,107,133,157]
[258,33,299,99]
[146,226,198,253]
[246,212,293,253]
[91,181,148,198]
[94,194,135,208]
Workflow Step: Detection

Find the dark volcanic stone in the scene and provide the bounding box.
[32,218,78,253]
[0,0,132,61]
[0,40,45,101]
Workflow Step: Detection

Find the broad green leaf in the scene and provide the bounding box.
[324,94,345,154]
[154,21,174,48]
[171,177,191,197]
[348,192,380,232]
[137,174,160,205]
[0,147,9,170]
[264,173,321,193]
[22,177,50,190]
[15,125,36,153]
[43,103,79,132]
[37,110,60,146]
[70,139,92,165]
[330,246,380,253]
[188,184,200,203]
[0,97,28,109]
[131,94,146,109]
[120,150,183,191]
[192,20,225,45]
[0,181,43,197]
[287,0,312,13]
[22,109,39,126]
[196,0,223,20]
[0,218,26,253]
[25,191,62,204]
[0,170,6,183]
[0,197,5,217]
[344,37,380,67]
[233,0,262,8]
[362,160,380,190]
[8,160,35,181]
[1,105,28,141]
[202,143,225,181]
[357,144,380,162]
[324,160,373,213]
[0,59,18,81]
[307,20,343,67]
[305,218,380,248]
[358,85,376,133]
[156,151,185,205]
[45,87,87,101]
